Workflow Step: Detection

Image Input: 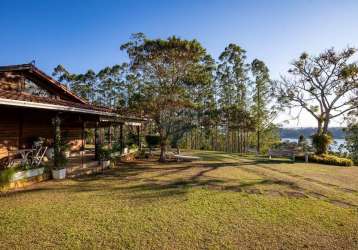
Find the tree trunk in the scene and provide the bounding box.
[243,129,246,153]
[317,119,323,134]
[323,119,330,134]
[257,130,260,154]
[159,143,166,162]
[237,129,240,153]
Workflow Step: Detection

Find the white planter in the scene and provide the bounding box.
[123,147,128,154]
[100,160,110,169]
[11,167,45,182]
[64,151,71,158]
[52,168,66,179]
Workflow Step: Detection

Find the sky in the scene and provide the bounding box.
[1,0,358,127]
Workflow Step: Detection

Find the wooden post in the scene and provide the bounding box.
[53,113,61,168]
[109,125,113,148]
[81,120,85,151]
[120,123,124,154]
[17,111,24,149]
[94,122,100,160]
[136,126,140,149]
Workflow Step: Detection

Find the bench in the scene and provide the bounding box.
[173,155,201,162]
[268,149,297,161]
[268,149,309,163]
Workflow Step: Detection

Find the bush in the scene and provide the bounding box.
[98,146,112,161]
[145,135,160,148]
[112,142,122,152]
[309,154,353,167]
[311,133,332,154]
[345,123,358,164]
[0,168,16,187]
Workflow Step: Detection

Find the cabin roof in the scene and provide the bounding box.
[0,64,145,124]
[0,63,87,104]
[0,89,118,116]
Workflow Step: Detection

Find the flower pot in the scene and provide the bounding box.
[100,160,110,169]
[63,151,71,158]
[123,147,128,154]
[52,168,66,179]
[11,167,45,182]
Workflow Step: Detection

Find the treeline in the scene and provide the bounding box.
[52,33,280,160]
[280,127,346,139]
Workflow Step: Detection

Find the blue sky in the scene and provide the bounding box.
[1,0,358,127]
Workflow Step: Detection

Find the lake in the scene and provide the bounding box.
[281,138,347,152]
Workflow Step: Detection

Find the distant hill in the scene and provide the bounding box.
[280,127,345,139]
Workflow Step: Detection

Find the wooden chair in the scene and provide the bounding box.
[30,145,48,167]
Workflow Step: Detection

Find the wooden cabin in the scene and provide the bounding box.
[0,63,141,165]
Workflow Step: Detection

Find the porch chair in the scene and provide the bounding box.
[30,144,48,167]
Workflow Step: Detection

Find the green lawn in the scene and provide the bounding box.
[1,151,358,249]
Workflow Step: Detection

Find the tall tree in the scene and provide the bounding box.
[121,33,214,161]
[217,44,249,109]
[277,48,358,153]
[217,44,250,152]
[52,65,97,103]
[97,64,127,108]
[251,59,274,153]
[52,65,72,89]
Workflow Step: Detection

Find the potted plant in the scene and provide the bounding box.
[52,140,69,180]
[110,142,122,157]
[52,151,68,179]
[98,146,112,169]
[62,144,71,158]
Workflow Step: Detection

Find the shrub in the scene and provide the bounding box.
[311,133,333,154]
[0,168,16,187]
[98,146,112,161]
[112,142,122,152]
[345,123,358,165]
[145,135,160,148]
[309,154,353,167]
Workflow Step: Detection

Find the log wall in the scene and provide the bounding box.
[0,107,85,159]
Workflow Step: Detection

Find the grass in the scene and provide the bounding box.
[1,150,358,249]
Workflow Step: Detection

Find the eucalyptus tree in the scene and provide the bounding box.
[121,33,214,161]
[52,65,72,89]
[277,48,358,153]
[97,64,128,108]
[52,65,97,103]
[251,59,276,153]
[217,44,250,152]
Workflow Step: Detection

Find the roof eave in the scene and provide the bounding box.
[0,97,118,117]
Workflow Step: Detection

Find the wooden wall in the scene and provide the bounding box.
[0,71,79,102]
[0,107,86,159]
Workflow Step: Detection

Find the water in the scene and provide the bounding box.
[281,138,347,152]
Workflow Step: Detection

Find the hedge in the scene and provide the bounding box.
[308,154,353,167]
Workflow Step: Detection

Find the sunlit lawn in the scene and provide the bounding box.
[1,150,358,249]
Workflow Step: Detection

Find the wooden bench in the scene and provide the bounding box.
[268,149,297,161]
[268,149,309,163]
[173,155,201,162]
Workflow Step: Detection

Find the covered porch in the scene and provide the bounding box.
[0,100,143,183]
